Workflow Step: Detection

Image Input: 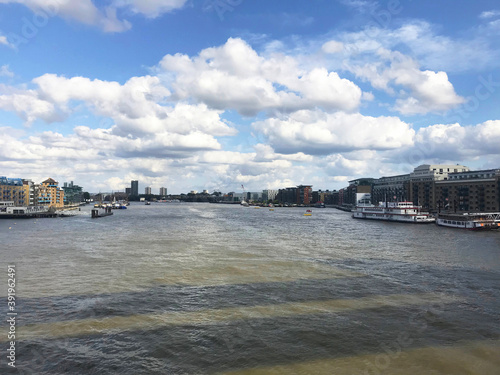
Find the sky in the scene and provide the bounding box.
[1,0,500,194]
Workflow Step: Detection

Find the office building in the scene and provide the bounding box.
[131,180,139,196]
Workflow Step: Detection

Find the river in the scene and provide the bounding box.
[1,202,499,374]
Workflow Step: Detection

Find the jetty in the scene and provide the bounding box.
[91,207,114,218]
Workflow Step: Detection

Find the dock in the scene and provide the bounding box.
[91,207,114,218]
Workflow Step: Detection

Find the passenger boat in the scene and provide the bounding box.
[352,202,435,223]
[436,212,500,230]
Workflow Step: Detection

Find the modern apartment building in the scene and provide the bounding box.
[435,169,500,212]
[372,174,410,204]
[409,164,469,210]
[0,176,26,206]
[160,187,167,196]
[38,178,65,207]
[63,181,83,204]
[145,186,152,195]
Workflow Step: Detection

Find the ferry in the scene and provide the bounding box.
[436,212,500,230]
[352,201,435,223]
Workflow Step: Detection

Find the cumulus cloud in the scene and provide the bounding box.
[159,38,363,115]
[348,49,465,114]
[253,109,414,155]
[1,73,237,139]
[412,120,500,159]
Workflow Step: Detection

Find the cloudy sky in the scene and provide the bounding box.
[1,0,499,194]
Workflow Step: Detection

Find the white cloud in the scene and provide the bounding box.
[0,73,236,138]
[479,10,500,19]
[0,65,14,77]
[411,120,500,159]
[253,109,414,155]
[0,89,62,124]
[338,20,499,73]
[0,0,188,32]
[348,49,465,114]
[322,40,344,54]
[112,0,188,18]
[0,35,11,47]
[159,38,363,115]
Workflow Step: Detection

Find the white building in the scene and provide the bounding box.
[410,164,470,182]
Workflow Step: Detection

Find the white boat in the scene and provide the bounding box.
[436,212,500,230]
[352,201,435,223]
[240,199,249,207]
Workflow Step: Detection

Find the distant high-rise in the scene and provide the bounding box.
[145,186,152,195]
[131,180,138,196]
[160,187,167,196]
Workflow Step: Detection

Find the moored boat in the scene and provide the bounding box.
[436,212,500,230]
[352,201,435,223]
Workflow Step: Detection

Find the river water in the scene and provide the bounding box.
[1,203,499,374]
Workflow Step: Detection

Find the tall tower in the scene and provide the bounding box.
[131,180,139,196]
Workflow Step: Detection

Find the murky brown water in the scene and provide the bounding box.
[1,203,499,374]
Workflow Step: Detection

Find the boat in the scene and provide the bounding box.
[436,212,500,230]
[145,201,151,205]
[352,201,435,223]
[304,209,312,216]
[240,199,249,207]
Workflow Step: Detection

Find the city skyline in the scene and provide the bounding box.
[1,1,500,194]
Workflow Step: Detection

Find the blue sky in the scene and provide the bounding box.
[1,0,500,194]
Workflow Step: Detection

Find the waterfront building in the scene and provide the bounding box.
[435,169,500,212]
[409,164,469,210]
[145,186,152,195]
[344,178,375,206]
[22,179,36,206]
[38,178,65,208]
[131,180,139,196]
[372,174,410,204]
[0,176,26,206]
[297,185,313,205]
[160,187,167,196]
[276,186,313,205]
[262,189,278,203]
[63,181,83,204]
[276,187,297,205]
